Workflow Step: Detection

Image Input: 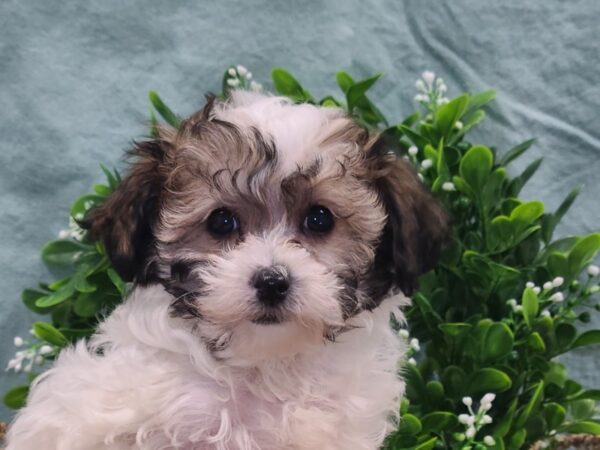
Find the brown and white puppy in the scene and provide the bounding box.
[7,91,446,450]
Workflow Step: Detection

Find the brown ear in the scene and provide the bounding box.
[82,140,167,283]
[368,136,448,296]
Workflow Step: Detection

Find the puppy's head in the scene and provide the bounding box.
[85,92,447,364]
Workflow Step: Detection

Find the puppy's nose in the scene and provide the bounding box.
[252,266,290,307]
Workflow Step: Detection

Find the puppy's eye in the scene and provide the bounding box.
[207,208,239,235]
[303,205,334,233]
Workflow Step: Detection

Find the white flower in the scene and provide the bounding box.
[483,436,496,446]
[422,71,435,87]
[436,77,444,87]
[462,396,473,407]
[588,265,600,277]
[407,357,417,366]
[442,182,456,192]
[438,98,449,105]
[250,81,263,92]
[421,159,433,169]
[454,121,463,130]
[481,414,493,424]
[58,230,69,239]
[526,282,535,289]
[481,393,496,405]
[438,83,448,93]
[402,155,410,162]
[398,329,409,339]
[415,79,427,92]
[533,286,541,295]
[13,336,24,347]
[408,145,418,156]
[506,299,517,308]
[410,338,420,352]
[236,65,248,76]
[34,355,44,365]
[514,305,523,313]
[550,292,564,302]
[465,426,476,439]
[414,94,428,103]
[226,78,240,87]
[458,414,471,424]
[246,72,252,80]
[552,276,564,287]
[543,281,553,290]
[541,309,551,318]
[417,173,425,182]
[227,68,236,76]
[39,345,54,355]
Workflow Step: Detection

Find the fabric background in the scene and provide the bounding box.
[0,0,598,422]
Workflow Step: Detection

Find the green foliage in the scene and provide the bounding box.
[4,66,600,449]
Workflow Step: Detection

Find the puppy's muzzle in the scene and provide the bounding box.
[252,265,290,307]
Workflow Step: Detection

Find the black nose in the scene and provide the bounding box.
[252,266,290,307]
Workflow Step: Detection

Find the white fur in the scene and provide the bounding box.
[7,92,408,449]
[7,286,406,450]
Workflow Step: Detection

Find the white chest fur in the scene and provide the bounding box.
[7,286,406,450]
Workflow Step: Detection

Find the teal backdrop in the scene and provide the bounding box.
[0,0,598,422]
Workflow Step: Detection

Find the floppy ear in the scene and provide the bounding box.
[368,136,448,296]
[82,140,167,283]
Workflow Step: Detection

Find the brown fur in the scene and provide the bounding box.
[84,96,447,309]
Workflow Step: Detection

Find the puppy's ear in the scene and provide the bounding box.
[368,136,448,296]
[82,140,168,283]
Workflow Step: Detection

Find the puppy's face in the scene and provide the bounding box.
[86,92,446,365]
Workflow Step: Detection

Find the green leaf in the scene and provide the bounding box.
[41,240,89,266]
[438,323,472,337]
[527,332,546,352]
[468,368,513,394]
[22,289,53,314]
[32,321,68,347]
[555,323,577,351]
[571,330,600,350]
[74,291,104,318]
[510,201,545,235]
[442,365,466,398]
[148,91,180,128]
[335,71,354,93]
[570,399,596,421]
[346,73,382,111]
[560,421,600,434]
[35,280,76,308]
[398,414,422,435]
[499,139,536,166]
[481,322,514,361]
[70,194,105,219]
[398,125,429,149]
[420,412,457,434]
[3,385,29,409]
[544,403,566,430]
[544,362,567,388]
[568,233,600,277]
[459,145,494,193]
[464,90,496,115]
[107,268,126,296]
[271,68,312,103]
[434,95,468,140]
[99,163,119,190]
[414,437,438,450]
[514,381,544,428]
[541,187,581,243]
[522,287,539,328]
[567,389,600,401]
[507,429,526,449]
[509,157,543,196]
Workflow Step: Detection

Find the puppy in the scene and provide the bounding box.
[6,91,446,450]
